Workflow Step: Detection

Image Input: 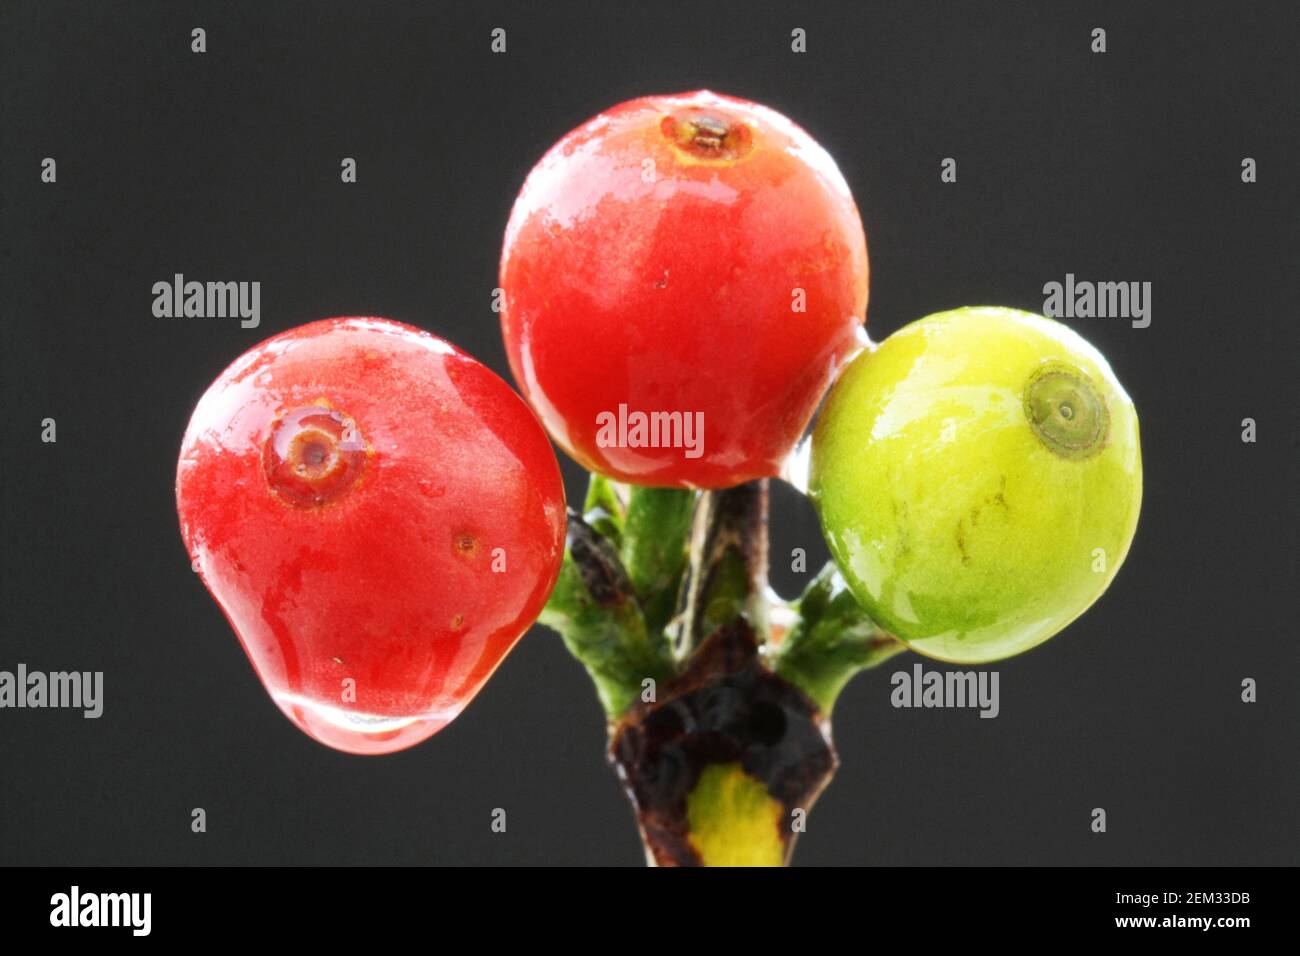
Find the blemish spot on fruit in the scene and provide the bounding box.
[330,656,344,665]
[956,519,972,566]
[661,108,754,162]
[1023,364,1109,460]
[417,478,446,499]
[991,476,1009,511]
[264,406,367,508]
[455,533,478,557]
[450,614,465,630]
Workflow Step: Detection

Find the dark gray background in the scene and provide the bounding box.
[1,0,1296,865]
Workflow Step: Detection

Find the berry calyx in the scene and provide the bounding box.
[660,107,754,161]
[1023,363,1109,459]
[263,406,368,507]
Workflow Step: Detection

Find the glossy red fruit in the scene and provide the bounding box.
[500,90,869,488]
[176,318,566,755]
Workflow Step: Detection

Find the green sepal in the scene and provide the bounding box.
[582,473,626,546]
[770,561,908,713]
[540,488,677,719]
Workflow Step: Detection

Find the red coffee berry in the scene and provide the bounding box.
[177,317,566,754]
[500,90,869,488]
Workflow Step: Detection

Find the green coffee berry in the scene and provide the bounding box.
[810,307,1142,663]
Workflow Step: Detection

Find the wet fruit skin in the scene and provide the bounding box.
[500,89,869,488]
[176,317,566,754]
[811,307,1142,664]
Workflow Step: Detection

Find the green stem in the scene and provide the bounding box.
[542,473,906,866]
[619,486,695,636]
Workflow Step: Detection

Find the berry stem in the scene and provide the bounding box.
[540,474,904,864]
[538,509,673,719]
[768,561,909,713]
[669,481,770,663]
[619,486,695,636]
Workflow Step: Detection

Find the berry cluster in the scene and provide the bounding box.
[176,91,1142,863]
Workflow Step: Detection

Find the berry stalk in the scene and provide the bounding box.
[542,474,905,865]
